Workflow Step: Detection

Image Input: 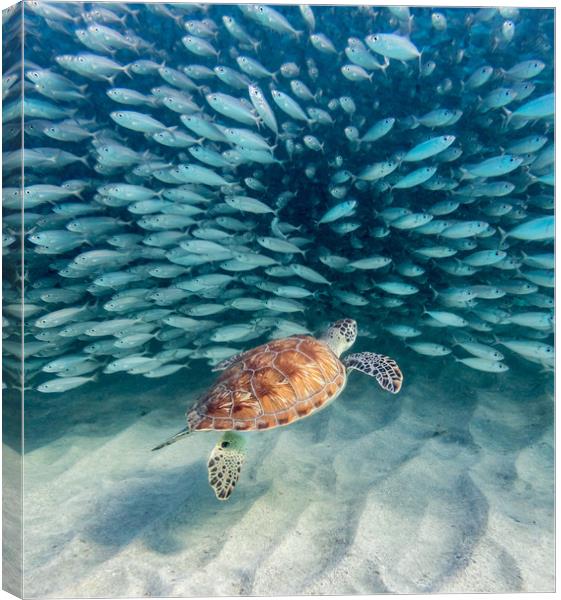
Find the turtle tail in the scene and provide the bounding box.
[152,426,190,451]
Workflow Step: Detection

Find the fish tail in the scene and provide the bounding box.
[497,226,508,248]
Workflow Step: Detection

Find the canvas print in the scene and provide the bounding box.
[2,2,555,597]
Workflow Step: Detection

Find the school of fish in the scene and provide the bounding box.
[2,3,555,394]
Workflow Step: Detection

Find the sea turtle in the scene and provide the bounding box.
[153,318,403,500]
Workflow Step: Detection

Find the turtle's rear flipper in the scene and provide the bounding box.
[208,432,246,501]
[152,426,190,451]
[344,351,403,394]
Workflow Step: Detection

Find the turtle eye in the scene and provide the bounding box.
[221,441,230,448]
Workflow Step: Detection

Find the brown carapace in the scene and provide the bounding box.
[187,335,347,432]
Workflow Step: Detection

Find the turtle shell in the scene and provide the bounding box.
[187,335,346,432]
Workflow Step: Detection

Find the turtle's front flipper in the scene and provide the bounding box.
[344,352,403,394]
[208,432,246,501]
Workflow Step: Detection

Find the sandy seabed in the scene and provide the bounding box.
[13,355,554,597]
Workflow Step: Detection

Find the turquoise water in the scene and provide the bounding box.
[2,3,554,596]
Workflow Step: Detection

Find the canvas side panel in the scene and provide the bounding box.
[2,2,24,598]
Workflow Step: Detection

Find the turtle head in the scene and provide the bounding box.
[322,318,357,357]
